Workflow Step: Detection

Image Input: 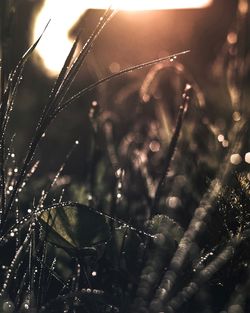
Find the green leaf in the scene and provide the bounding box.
[40,204,110,257]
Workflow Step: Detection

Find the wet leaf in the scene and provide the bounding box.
[39,204,110,257]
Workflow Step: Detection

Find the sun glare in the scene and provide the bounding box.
[33,0,212,76]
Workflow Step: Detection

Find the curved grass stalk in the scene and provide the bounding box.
[56,50,191,117]
[0,201,156,246]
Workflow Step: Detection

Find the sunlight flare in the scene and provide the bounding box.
[33,0,212,76]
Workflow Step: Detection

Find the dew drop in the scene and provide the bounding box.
[166,196,181,209]
[217,134,224,142]
[91,271,97,277]
[149,140,160,152]
[117,193,122,199]
[23,303,29,310]
[75,140,79,145]
[232,111,241,122]
[227,32,237,44]
[230,154,242,165]
[109,62,120,74]
[244,152,250,164]
[115,168,122,178]
[222,140,229,148]
[2,300,15,313]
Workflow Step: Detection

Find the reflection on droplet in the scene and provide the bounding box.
[115,168,123,178]
[217,134,224,142]
[244,152,250,164]
[230,154,242,165]
[2,300,15,313]
[117,193,122,199]
[109,62,121,73]
[149,140,160,152]
[166,196,181,209]
[227,32,237,44]
[142,94,150,103]
[238,0,248,15]
[232,111,241,122]
[23,303,29,310]
[222,140,229,148]
[91,271,97,277]
[75,140,79,145]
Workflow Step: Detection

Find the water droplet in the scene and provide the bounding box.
[227,32,237,44]
[75,140,79,145]
[117,193,122,199]
[91,271,97,277]
[244,152,250,164]
[11,153,15,158]
[232,111,241,122]
[166,196,181,209]
[222,140,229,148]
[217,134,224,142]
[23,303,29,310]
[149,140,160,152]
[230,154,242,165]
[2,300,15,313]
[115,168,123,178]
[142,94,150,103]
[109,62,120,73]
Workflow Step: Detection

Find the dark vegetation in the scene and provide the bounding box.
[0,1,250,312]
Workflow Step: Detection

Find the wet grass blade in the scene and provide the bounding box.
[54,50,191,118]
[4,10,116,222]
[152,84,192,215]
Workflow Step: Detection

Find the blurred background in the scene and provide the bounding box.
[3,0,243,180]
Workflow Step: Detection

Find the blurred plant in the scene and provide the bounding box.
[0,0,250,313]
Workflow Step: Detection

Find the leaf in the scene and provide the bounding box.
[39,204,110,257]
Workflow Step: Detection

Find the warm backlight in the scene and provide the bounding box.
[33,0,212,76]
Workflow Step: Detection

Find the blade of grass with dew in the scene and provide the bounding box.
[152,83,192,215]
[0,21,50,229]
[4,9,116,221]
[56,50,191,117]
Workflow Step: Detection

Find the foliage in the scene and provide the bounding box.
[0,1,250,313]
